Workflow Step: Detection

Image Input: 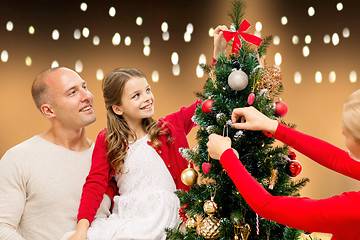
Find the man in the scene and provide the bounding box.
[0,67,115,239]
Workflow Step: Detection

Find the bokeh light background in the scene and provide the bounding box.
[0,1,359,238]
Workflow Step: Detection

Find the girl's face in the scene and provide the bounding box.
[342,122,360,161]
[113,76,154,124]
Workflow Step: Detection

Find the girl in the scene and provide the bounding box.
[206,89,360,240]
[67,25,229,240]
[71,68,199,240]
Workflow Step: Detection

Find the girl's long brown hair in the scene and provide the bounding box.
[102,68,170,174]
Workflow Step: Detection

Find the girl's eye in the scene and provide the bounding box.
[133,93,139,99]
[146,88,151,93]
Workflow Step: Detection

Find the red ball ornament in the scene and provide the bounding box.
[274,101,288,117]
[201,99,214,113]
[285,160,303,177]
[202,162,212,175]
[247,93,255,105]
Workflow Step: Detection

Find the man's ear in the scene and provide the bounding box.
[41,104,55,119]
[112,105,123,116]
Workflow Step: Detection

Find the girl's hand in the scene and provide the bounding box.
[213,25,229,59]
[207,134,232,160]
[67,219,89,240]
[231,107,278,133]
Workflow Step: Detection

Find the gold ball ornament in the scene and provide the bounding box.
[186,217,197,229]
[181,166,198,186]
[203,198,218,215]
[199,215,221,239]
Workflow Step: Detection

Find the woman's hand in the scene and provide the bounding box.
[213,25,229,59]
[231,107,278,133]
[207,134,232,160]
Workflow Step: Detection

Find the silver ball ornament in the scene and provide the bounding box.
[228,70,248,91]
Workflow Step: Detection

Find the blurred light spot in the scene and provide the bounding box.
[273,36,280,45]
[109,7,116,17]
[172,64,180,76]
[292,35,299,45]
[143,46,150,56]
[199,54,206,65]
[152,71,159,83]
[274,52,282,65]
[96,69,104,80]
[308,6,315,16]
[294,71,302,84]
[196,65,204,78]
[112,33,121,45]
[143,36,150,46]
[350,71,357,83]
[52,29,60,40]
[74,29,81,39]
[342,27,350,38]
[323,34,331,44]
[51,61,59,68]
[80,2,87,11]
[136,16,143,26]
[75,60,83,73]
[315,71,322,83]
[162,31,170,41]
[255,22,262,32]
[332,33,339,45]
[329,71,336,83]
[6,21,13,31]
[305,35,312,44]
[28,26,35,35]
[93,36,100,45]
[336,2,343,11]
[82,27,90,38]
[302,46,310,57]
[161,22,168,32]
[208,27,214,37]
[281,16,288,25]
[124,36,131,46]
[171,52,179,65]
[25,56,32,66]
[254,31,261,38]
[1,50,8,62]
[184,32,191,42]
[186,23,194,34]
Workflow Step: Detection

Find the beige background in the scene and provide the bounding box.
[0,1,359,239]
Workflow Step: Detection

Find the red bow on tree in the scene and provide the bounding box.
[223,20,262,53]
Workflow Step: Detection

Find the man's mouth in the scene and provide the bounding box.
[80,105,92,112]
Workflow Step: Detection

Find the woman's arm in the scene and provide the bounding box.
[220,149,360,236]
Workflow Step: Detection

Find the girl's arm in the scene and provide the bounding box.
[77,129,112,223]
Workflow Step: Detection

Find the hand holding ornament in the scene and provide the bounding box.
[207,134,232,160]
[230,107,278,133]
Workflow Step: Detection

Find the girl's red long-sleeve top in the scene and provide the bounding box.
[220,123,360,240]
[77,100,201,224]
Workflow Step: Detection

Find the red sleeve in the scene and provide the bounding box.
[77,129,111,224]
[220,149,360,236]
[273,123,360,181]
[160,99,201,135]
[211,57,216,68]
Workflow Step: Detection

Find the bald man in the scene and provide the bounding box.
[0,67,115,240]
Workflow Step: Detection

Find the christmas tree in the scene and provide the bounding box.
[166,0,309,239]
